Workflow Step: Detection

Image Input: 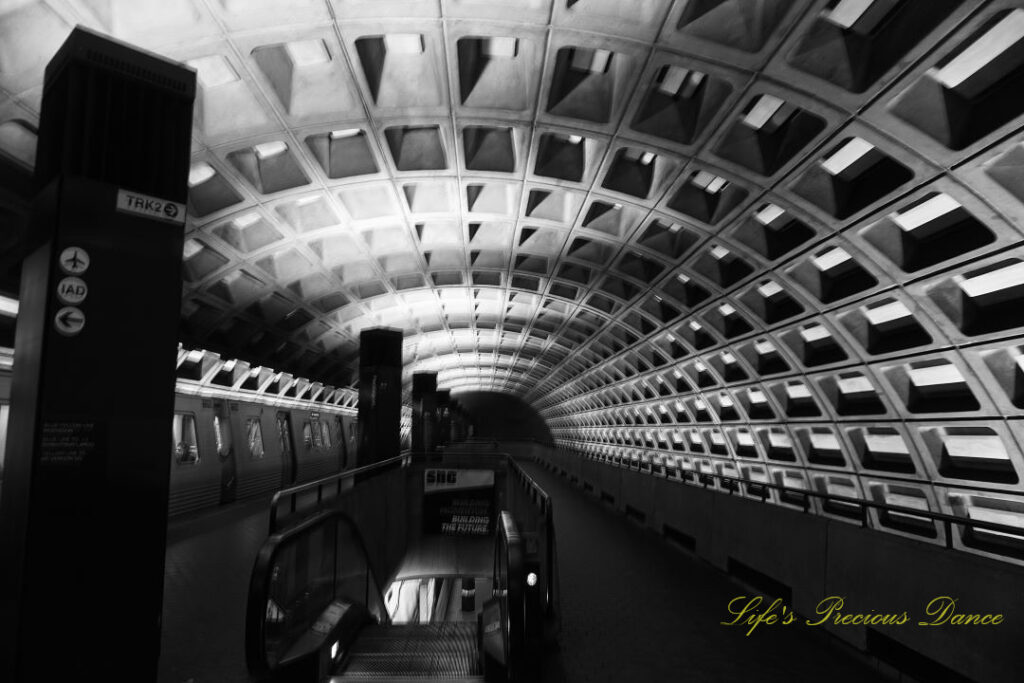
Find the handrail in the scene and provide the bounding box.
[508,459,552,515]
[494,511,527,682]
[246,509,387,682]
[408,449,513,460]
[507,459,560,638]
[405,448,513,456]
[569,451,1024,547]
[445,439,503,450]
[268,453,410,533]
[457,437,555,446]
[268,450,517,534]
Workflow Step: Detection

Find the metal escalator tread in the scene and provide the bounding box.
[335,623,482,679]
[328,678,484,682]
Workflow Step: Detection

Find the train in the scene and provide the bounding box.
[0,347,413,518]
[168,390,359,516]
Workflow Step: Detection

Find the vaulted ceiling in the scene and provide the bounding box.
[4,1,1024,546]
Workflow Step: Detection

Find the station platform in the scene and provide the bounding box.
[158,459,886,682]
[160,496,271,683]
[515,460,884,682]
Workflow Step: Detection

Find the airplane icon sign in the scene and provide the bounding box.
[54,306,86,337]
[59,247,90,275]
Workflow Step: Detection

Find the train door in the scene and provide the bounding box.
[350,419,359,466]
[336,416,348,470]
[0,403,9,482]
[212,400,237,505]
[276,411,297,486]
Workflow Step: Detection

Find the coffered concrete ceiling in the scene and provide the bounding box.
[4,1,1024,554]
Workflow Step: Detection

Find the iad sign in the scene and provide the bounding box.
[56,277,88,305]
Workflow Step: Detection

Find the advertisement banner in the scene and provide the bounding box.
[423,469,496,536]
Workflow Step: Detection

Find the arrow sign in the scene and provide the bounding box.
[54,306,86,337]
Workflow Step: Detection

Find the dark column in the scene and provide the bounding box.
[411,372,437,454]
[436,389,452,446]
[451,399,468,442]
[0,28,195,681]
[357,328,403,465]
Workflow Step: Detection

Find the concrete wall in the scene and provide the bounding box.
[539,447,1023,683]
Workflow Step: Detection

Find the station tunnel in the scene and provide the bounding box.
[0,2,1023,682]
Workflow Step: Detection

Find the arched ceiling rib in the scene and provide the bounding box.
[4,1,1024,556]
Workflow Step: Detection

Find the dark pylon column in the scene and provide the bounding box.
[0,28,195,681]
[411,372,438,453]
[436,389,452,446]
[357,328,403,465]
[451,399,467,442]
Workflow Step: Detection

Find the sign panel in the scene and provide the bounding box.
[424,468,494,492]
[116,189,187,225]
[56,277,88,305]
[423,469,496,537]
[39,420,103,468]
[53,306,85,336]
[58,247,90,275]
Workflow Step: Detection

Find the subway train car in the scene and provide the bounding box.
[169,391,357,516]
[169,347,362,516]
[0,347,413,518]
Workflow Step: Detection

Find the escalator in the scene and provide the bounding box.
[247,506,553,682]
[329,623,482,681]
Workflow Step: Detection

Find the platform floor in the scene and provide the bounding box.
[157,460,889,682]
[159,495,270,683]
[516,459,888,683]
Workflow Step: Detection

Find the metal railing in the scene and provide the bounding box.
[407,449,514,471]
[268,453,410,534]
[268,448,524,534]
[441,439,505,451]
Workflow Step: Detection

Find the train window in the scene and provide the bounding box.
[173,413,199,465]
[319,419,332,449]
[303,421,313,449]
[246,418,265,459]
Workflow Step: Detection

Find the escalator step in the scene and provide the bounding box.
[328,677,484,682]
[335,623,482,679]
[343,652,479,676]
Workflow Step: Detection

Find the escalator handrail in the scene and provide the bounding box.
[543,511,561,636]
[495,511,525,680]
[507,460,560,630]
[246,508,388,681]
